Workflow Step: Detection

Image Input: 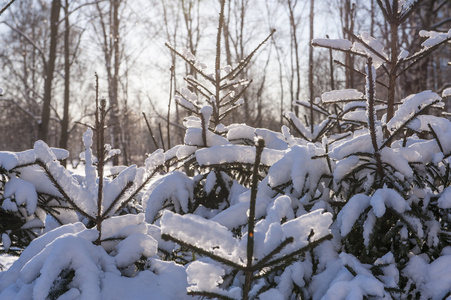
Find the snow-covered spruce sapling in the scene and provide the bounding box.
[291,1,451,147]
[0,147,67,260]
[266,3,451,297]
[0,78,170,298]
[312,1,451,125]
[163,0,275,211]
[160,139,333,299]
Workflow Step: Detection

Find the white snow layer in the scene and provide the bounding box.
[321,89,364,103]
[34,141,98,216]
[226,124,288,150]
[145,149,165,171]
[321,253,387,299]
[370,187,410,218]
[161,210,245,263]
[102,165,137,215]
[312,38,352,51]
[442,87,451,98]
[82,129,97,198]
[268,145,329,194]
[3,177,38,215]
[404,253,451,299]
[336,194,371,237]
[195,144,284,167]
[353,32,389,68]
[0,222,190,300]
[0,146,68,171]
[144,171,193,223]
[419,29,451,48]
[438,186,451,209]
[386,90,442,133]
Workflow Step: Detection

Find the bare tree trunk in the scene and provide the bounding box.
[342,0,355,88]
[38,0,60,142]
[327,35,335,90]
[96,0,123,164]
[387,20,399,123]
[223,0,233,67]
[161,0,183,145]
[272,38,285,127]
[370,0,375,37]
[60,0,70,166]
[288,0,300,117]
[309,0,315,133]
[110,0,121,165]
[236,0,250,123]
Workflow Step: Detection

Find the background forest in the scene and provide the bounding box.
[2,0,451,299]
[1,0,449,165]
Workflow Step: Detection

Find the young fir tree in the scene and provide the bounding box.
[2,0,451,299]
[0,76,189,298]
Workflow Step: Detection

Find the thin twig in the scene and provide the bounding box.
[142,112,160,149]
[167,65,174,149]
[158,123,166,151]
[0,0,16,16]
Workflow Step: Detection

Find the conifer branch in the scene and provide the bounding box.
[222,29,276,83]
[333,59,389,88]
[218,103,244,123]
[187,291,236,300]
[293,100,330,116]
[312,119,336,143]
[185,76,214,97]
[399,0,425,23]
[219,82,250,108]
[251,237,294,271]
[113,166,164,215]
[101,181,133,218]
[283,117,311,141]
[160,233,246,271]
[398,36,451,76]
[428,123,444,154]
[375,0,390,20]
[343,28,390,64]
[381,99,441,149]
[165,42,214,84]
[35,161,95,222]
[262,234,333,269]
[311,42,368,60]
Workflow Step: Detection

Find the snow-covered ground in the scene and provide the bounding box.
[0,254,18,271]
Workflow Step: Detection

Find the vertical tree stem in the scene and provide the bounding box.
[387,20,399,123]
[213,0,226,126]
[96,76,106,245]
[366,58,384,180]
[243,138,265,300]
[167,65,174,149]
